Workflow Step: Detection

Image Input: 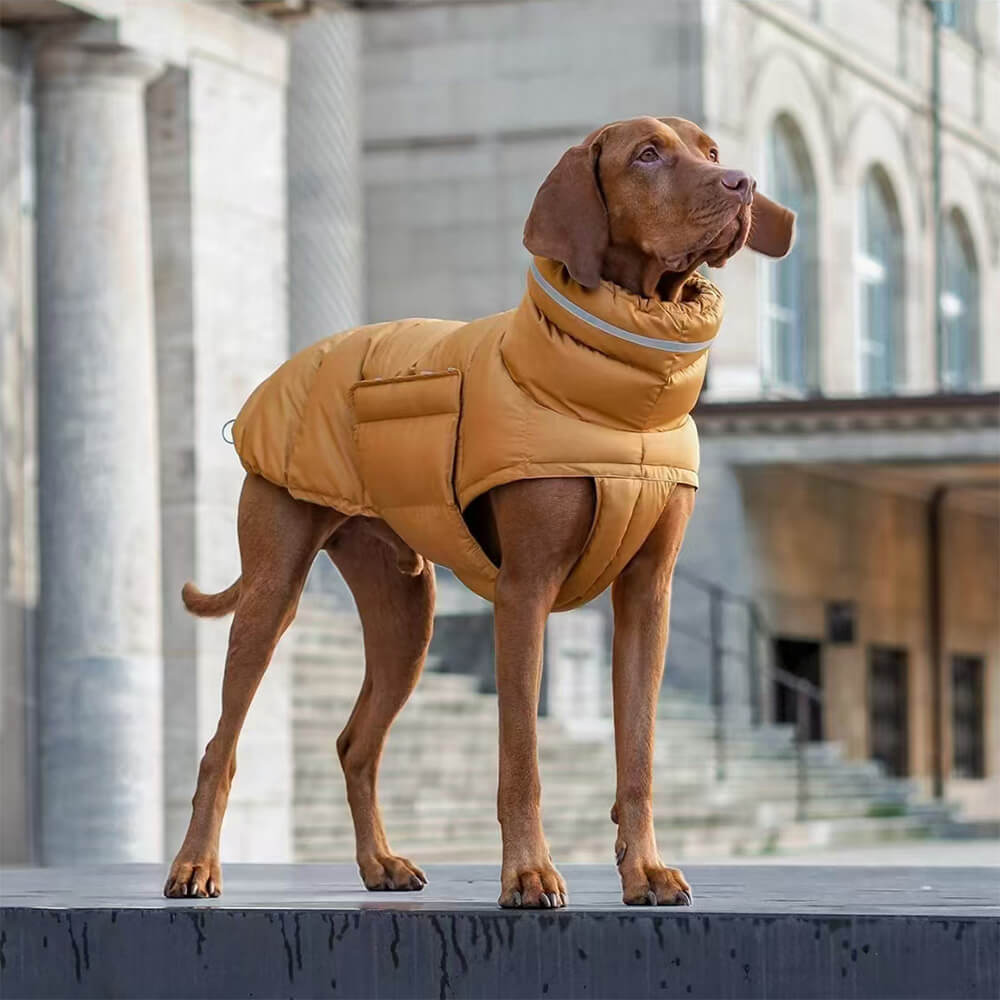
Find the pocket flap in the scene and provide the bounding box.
[351,370,460,424]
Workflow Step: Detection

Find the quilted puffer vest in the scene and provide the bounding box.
[233,257,723,611]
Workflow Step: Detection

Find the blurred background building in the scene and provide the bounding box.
[1,0,998,867]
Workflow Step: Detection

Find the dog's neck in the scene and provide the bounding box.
[600,245,702,303]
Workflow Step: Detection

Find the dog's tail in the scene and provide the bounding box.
[181,577,241,618]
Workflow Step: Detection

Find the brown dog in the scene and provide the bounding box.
[163,117,793,908]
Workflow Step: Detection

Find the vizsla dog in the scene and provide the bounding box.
[164,117,794,908]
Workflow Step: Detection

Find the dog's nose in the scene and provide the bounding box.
[721,170,756,204]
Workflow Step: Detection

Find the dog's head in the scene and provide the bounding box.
[523,116,795,298]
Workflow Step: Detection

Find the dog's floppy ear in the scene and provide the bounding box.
[523,131,608,288]
[748,193,796,258]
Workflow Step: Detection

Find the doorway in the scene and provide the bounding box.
[952,654,985,779]
[772,638,823,741]
[869,646,909,777]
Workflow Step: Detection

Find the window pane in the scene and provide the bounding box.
[858,169,904,394]
[941,210,980,390]
[765,116,818,394]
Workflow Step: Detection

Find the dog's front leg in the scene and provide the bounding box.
[488,478,593,909]
[494,567,567,909]
[610,484,695,906]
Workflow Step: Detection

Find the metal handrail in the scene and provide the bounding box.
[670,567,826,820]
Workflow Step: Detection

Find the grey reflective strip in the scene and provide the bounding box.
[529,260,715,354]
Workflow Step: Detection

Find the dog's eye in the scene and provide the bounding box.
[637,147,659,163]
[708,148,719,162]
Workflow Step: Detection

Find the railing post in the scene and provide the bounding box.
[795,685,810,822]
[709,585,725,782]
[747,605,762,727]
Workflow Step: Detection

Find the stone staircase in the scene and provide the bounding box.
[291,601,952,863]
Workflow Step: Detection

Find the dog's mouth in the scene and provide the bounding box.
[703,203,751,267]
[658,202,750,278]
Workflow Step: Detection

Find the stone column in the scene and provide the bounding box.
[288,6,362,601]
[35,43,164,862]
[1,27,35,865]
[288,5,363,353]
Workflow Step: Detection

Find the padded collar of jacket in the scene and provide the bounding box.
[526,256,723,373]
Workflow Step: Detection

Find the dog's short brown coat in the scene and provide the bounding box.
[164,116,793,908]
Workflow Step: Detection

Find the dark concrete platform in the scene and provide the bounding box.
[2,864,998,999]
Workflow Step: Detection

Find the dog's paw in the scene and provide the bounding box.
[360,853,427,891]
[164,854,222,899]
[620,858,692,906]
[498,863,568,909]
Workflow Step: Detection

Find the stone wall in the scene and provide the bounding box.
[0,28,35,865]
[361,0,704,325]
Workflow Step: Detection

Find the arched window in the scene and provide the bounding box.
[857,167,905,394]
[941,209,980,390]
[762,115,819,394]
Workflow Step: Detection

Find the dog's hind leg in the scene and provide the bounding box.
[164,474,344,898]
[325,521,435,891]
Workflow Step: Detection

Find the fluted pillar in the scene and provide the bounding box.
[35,43,164,862]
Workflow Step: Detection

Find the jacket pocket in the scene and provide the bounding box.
[350,368,498,594]
[351,369,461,512]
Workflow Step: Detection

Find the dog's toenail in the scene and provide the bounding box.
[616,844,627,866]
[677,889,692,906]
[646,890,657,906]
[512,891,522,907]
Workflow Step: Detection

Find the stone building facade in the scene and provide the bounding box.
[1,0,998,865]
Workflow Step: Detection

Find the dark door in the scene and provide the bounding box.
[869,646,909,777]
[773,638,823,741]
[952,655,985,779]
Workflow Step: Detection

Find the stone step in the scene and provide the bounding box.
[293,692,495,718]
[292,763,898,801]
[290,698,795,744]
[293,782,915,819]
[305,738,890,772]
[296,775,906,809]
[293,755,905,799]
[292,691,781,734]
[290,605,954,864]
[291,724,802,763]
[293,813,935,865]
[293,802,914,845]
[292,733,802,771]
[294,766,909,801]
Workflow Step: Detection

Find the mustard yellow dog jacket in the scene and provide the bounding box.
[233,257,723,611]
